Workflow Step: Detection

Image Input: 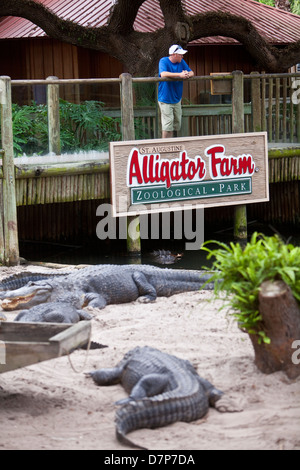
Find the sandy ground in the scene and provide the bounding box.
[0,264,299,451]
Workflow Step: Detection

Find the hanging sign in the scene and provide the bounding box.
[110,132,269,216]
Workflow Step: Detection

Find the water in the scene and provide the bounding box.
[19,222,300,270]
[19,238,211,269]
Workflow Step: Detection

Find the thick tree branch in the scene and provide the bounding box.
[0,0,109,48]
[159,0,188,27]
[108,0,145,34]
[189,11,287,72]
[158,0,192,42]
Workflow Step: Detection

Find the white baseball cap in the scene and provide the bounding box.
[169,44,188,55]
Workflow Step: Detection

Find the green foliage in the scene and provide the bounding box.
[11,102,48,156]
[291,0,300,15]
[256,0,274,6]
[255,0,300,15]
[202,233,300,343]
[58,99,121,152]
[3,98,154,157]
[6,100,123,157]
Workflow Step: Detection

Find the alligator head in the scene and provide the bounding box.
[0,280,53,311]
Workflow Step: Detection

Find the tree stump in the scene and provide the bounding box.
[249,280,300,379]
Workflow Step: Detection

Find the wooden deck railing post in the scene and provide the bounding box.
[297,87,300,142]
[0,151,4,264]
[251,72,262,132]
[120,73,141,255]
[155,75,161,138]
[47,76,61,155]
[232,70,247,241]
[0,76,19,265]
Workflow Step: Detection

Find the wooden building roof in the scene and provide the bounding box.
[0,0,300,45]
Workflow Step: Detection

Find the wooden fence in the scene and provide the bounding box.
[0,72,300,265]
[95,76,300,143]
[8,72,300,144]
[104,72,300,143]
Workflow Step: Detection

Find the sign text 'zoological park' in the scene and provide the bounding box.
[110,133,269,216]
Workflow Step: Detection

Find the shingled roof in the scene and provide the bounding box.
[0,0,299,45]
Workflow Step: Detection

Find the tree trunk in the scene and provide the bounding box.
[249,280,300,379]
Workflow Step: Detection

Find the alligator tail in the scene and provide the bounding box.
[116,426,147,450]
[115,402,151,450]
[115,392,208,449]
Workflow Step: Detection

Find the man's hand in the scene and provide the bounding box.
[181,70,194,79]
[180,70,190,79]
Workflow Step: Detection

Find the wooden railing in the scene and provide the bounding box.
[5,71,300,148]
[249,73,300,143]
[104,73,300,143]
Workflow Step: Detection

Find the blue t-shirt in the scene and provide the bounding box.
[158,56,191,104]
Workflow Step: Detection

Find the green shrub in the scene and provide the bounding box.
[11,102,48,156]
[58,99,122,152]
[202,232,300,343]
[5,100,123,157]
[2,99,156,157]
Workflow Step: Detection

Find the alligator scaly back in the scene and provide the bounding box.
[0,271,69,292]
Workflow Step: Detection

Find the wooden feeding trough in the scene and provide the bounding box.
[0,321,91,373]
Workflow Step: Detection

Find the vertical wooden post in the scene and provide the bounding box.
[297,92,300,143]
[251,72,262,132]
[232,71,244,133]
[47,76,61,155]
[275,78,280,142]
[261,73,267,132]
[120,73,135,141]
[120,73,141,254]
[232,71,247,241]
[155,75,160,139]
[268,78,274,141]
[0,152,5,264]
[0,76,19,265]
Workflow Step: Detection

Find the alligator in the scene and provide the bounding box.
[88,345,239,450]
[14,301,93,323]
[0,264,214,311]
[150,249,183,265]
[12,302,105,349]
